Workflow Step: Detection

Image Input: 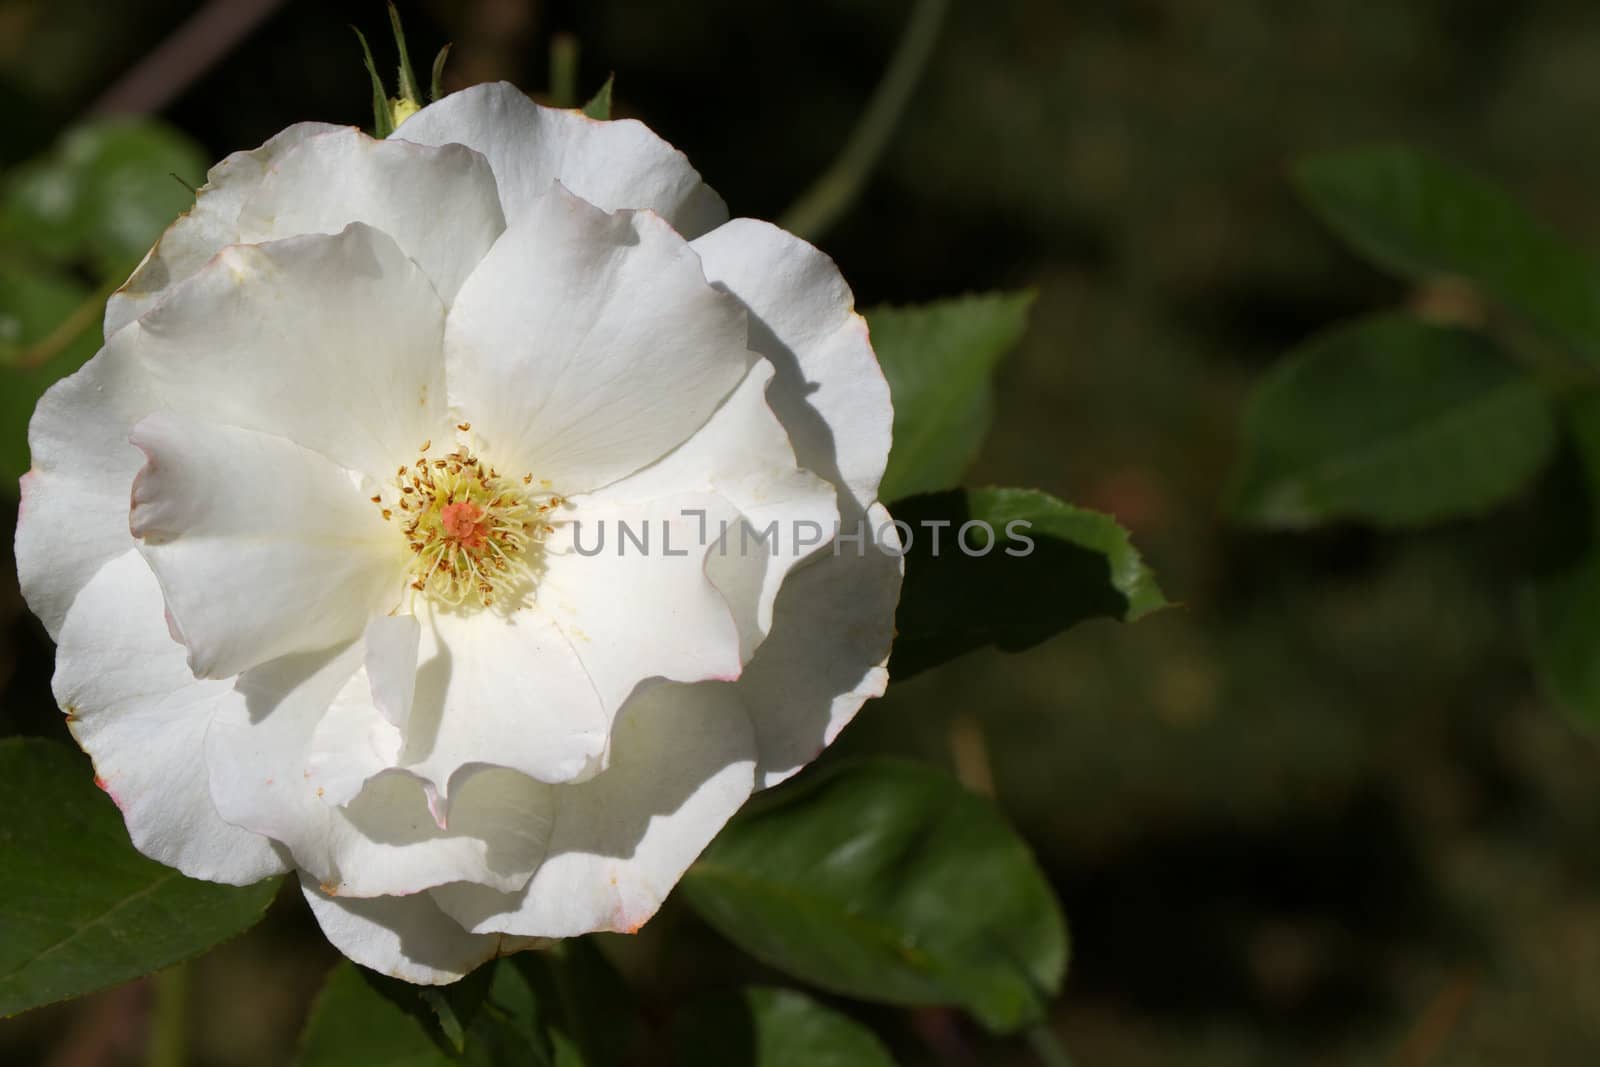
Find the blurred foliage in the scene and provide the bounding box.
[1292,147,1600,363]
[0,115,207,488]
[670,987,899,1067]
[296,960,497,1067]
[1229,315,1556,527]
[0,268,98,486]
[1,119,206,273]
[1231,143,1600,731]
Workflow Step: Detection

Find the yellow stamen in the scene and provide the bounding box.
[395,440,557,609]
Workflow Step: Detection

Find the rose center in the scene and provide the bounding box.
[378,435,560,609]
[440,500,489,549]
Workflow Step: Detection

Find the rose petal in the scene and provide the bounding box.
[432,680,755,938]
[688,221,901,788]
[691,219,891,511]
[210,643,555,897]
[393,82,725,237]
[206,641,364,866]
[237,129,505,306]
[19,340,165,640]
[306,688,402,810]
[444,183,752,495]
[52,550,286,884]
[365,614,421,731]
[538,491,745,715]
[736,503,903,788]
[105,121,343,337]
[130,414,404,679]
[585,361,838,659]
[300,873,530,985]
[331,769,553,897]
[21,223,443,641]
[306,614,418,807]
[397,603,609,791]
[124,222,449,479]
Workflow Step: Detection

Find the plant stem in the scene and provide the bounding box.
[90,0,285,115]
[147,963,189,1067]
[1027,1022,1075,1067]
[778,0,952,243]
[15,273,121,369]
[549,33,580,108]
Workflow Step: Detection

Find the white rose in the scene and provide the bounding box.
[16,84,901,983]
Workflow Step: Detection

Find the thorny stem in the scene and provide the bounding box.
[778,0,952,243]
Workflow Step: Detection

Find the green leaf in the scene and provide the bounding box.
[0,165,86,261]
[300,961,555,1067]
[582,75,614,121]
[1227,315,1555,528]
[463,958,561,1067]
[672,987,899,1067]
[1528,555,1600,728]
[299,944,641,1067]
[1526,390,1600,727]
[0,739,280,1018]
[1566,388,1600,494]
[67,122,206,273]
[1,117,207,273]
[682,759,1068,1033]
[351,963,495,1057]
[888,487,1165,678]
[871,292,1034,501]
[503,940,642,1067]
[0,265,103,491]
[1294,147,1600,362]
[354,27,395,138]
[297,963,453,1067]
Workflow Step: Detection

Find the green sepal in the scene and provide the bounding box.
[352,26,394,138]
[583,75,614,120]
[430,43,452,102]
[387,2,423,108]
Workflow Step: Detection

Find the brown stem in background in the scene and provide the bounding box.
[438,0,538,95]
[14,273,121,370]
[42,980,148,1067]
[90,0,287,116]
[948,713,997,798]
[1391,969,1477,1067]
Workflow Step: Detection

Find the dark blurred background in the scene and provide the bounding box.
[4,1,1600,1064]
